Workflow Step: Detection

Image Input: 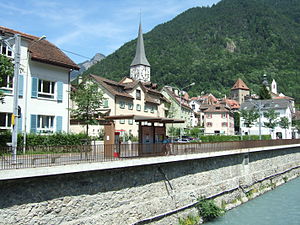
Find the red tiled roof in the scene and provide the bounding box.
[231,78,249,90]
[0,26,79,70]
[222,98,240,109]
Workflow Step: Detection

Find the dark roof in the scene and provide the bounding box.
[203,104,231,113]
[90,74,133,99]
[240,99,291,110]
[130,23,150,67]
[0,26,79,70]
[104,115,184,124]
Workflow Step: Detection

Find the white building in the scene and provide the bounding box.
[0,26,79,134]
[240,99,294,139]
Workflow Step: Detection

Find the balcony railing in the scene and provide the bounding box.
[0,139,299,170]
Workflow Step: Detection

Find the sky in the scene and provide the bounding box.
[0,0,221,64]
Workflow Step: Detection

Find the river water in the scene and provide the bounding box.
[207,176,300,225]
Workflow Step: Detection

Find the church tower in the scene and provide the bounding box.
[130,22,151,82]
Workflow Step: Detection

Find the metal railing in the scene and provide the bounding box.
[1,139,299,170]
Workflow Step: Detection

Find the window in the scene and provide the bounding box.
[38,79,55,99]
[151,106,154,113]
[120,119,125,124]
[119,101,125,109]
[207,114,212,119]
[222,122,228,127]
[0,112,12,128]
[144,105,148,112]
[192,104,195,110]
[0,43,13,57]
[136,89,141,100]
[0,75,13,90]
[103,99,109,108]
[37,115,54,133]
[221,113,226,119]
[207,122,212,127]
[136,104,141,111]
[128,119,133,125]
[128,103,133,110]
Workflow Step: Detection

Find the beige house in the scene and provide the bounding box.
[203,104,234,135]
[70,22,168,137]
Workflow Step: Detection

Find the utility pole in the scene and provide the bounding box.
[11,34,21,163]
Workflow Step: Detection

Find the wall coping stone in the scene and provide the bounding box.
[1,143,299,181]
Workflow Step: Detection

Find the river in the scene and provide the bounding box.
[207,176,300,225]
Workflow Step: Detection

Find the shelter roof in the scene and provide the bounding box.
[104,115,185,123]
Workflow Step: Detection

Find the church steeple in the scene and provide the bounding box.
[130,22,151,82]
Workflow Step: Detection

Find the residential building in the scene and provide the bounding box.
[0,26,79,134]
[231,78,250,104]
[240,99,294,139]
[203,104,234,135]
[161,86,193,134]
[70,22,168,137]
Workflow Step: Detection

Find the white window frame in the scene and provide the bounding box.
[38,79,55,99]
[0,112,12,129]
[0,75,13,94]
[0,43,13,57]
[37,115,54,133]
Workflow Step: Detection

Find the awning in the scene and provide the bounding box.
[103,114,185,124]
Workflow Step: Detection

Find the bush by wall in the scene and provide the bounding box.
[0,132,90,147]
[196,196,224,222]
[199,135,271,143]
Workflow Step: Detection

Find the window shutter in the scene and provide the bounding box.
[18,75,24,97]
[56,116,63,132]
[31,77,38,98]
[18,115,22,132]
[30,114,37,133]
[57,81,63,102]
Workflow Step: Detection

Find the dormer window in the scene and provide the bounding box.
[136,89,141,100]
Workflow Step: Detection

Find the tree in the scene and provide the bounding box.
[240,109,259,135]
[0,55,14,103]
[278,117,290,139]
[70,81,104,135]
[263,109,279,137]
[258,85,271,100]
[234,112,240,134]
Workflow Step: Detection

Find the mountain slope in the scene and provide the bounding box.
[84,0,300,102]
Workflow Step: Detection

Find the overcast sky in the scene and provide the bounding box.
[1,0,221,63]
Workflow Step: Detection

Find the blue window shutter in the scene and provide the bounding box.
[57,81,63,102]
[18,115,22,132]
[31,77,38,98]
[18,75,24,97]
[56,116,62,132]
[30,114,37,133]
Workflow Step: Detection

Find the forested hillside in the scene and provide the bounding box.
[84,0,300,102]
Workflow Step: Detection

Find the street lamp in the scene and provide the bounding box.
[176,82,195,140]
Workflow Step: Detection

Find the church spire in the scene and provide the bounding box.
[130,22,150,67]
[130,22,151,82]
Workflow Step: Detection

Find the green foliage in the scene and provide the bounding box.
[178,214,200,225]
[278,117,290,129]
[199,134,271,142]
[83,0,300,103]
[263,109,279,130]
[0,55,14,103]
[168,127,180,137]
[234,112,240,133]
[240,109,260,128]
[0,131,90,147]
[258,85,272,99]
[188,127,204,137]
[196,196,224,222]
[70,80,104,134]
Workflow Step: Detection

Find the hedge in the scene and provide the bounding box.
[199,135,271,143]
[0,131,90,147]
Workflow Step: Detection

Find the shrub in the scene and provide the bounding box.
[196,197,224,222]
[199,135,271,143]
[178,214,199,225]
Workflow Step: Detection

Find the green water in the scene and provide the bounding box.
[207,177,300,225]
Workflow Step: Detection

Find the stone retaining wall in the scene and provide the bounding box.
[0,147,299,225]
